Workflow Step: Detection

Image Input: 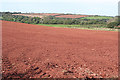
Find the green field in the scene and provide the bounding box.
[37,24,117,31]
[37,24,107,28]
[0,17,2,20]
[81,16,113,20]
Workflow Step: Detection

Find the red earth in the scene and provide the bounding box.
[55,15,89,18]
[28,13,62,16]
[12,13,62,18]
[12,13,89,19]
[12,14,44,18]
[2,21,118,78]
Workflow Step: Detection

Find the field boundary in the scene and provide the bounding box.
[37,24,118,31]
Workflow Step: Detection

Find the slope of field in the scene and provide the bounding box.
[12,13,89,19]
[55,15,89,18]
[12,13,62,18]
[12,14,43,18]
[2,21,118,78]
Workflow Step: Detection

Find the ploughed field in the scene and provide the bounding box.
[12,13,61,18]
[55,15,88,18]
[12,13,89,19]
[2,21,118,78]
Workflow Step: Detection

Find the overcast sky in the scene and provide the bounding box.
[0,0,119,16]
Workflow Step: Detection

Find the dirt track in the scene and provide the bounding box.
[2,21,118,78]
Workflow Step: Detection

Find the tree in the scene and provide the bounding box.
[107,22,119,28]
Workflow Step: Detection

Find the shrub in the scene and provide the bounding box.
[107,22,119,28]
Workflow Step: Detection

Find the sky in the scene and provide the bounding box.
[0,0,119,16]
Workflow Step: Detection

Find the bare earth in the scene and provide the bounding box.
[2,21,118,78]
[12,13,89,19]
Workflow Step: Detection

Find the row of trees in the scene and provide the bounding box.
[107,22,120,28]
[2,12,120,29]
[2,13,41,24]
[107,16,120,29]
[1,12,108,25]
[43,16,107,25]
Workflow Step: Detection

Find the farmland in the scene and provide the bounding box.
[12,13,113,20]
[2,21,118,78]
[37,24,117,31]
[55,14,89,18]
[81,16,113,20]
[2,12,118,30]
[12,13,89,19]
[12,13,62,18]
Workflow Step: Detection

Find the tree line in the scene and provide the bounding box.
[1,12,120,28]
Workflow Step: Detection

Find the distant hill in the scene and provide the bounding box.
[11,13,114,19]
[12,13,90,19]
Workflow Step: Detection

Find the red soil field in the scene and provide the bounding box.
[12,13,89,19]
[2,21,118,78]
[12,13,62,18]
[12,14,44,18]
[38,13,62,16]
[55,15,89,18]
